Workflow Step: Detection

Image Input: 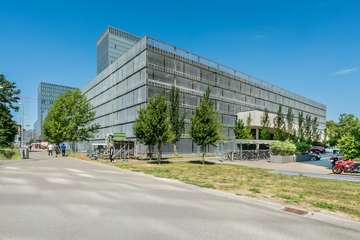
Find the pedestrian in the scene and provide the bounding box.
[60,143,66,157]
[109,144,115,163]
[48,144,54,157]
[55,144,60,158]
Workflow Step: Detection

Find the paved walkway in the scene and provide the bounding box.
[0,152,359,239]
[222,156,360,182]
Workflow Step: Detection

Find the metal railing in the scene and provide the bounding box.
[146,36,326,110]
[224,150,271,161]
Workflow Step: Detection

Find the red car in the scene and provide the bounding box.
[332,159,360,174]
[310,146,325,154]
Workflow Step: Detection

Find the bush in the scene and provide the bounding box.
[338,135,360,159]
[270,141,296,156]
[0,148,20,160]
[295,142,311,153]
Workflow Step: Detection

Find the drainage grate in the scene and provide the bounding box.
[283,207,308,215]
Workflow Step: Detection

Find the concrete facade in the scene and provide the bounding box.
[83,27,327,154]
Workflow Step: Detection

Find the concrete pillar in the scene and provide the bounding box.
[256,128,259,140]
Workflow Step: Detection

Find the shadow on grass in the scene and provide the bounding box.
[189,160,216,165]
[147,160,172,164]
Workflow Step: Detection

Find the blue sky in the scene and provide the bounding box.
[1,0,359,128]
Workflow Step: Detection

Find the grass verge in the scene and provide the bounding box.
[101,159,360,220]
[0,148,20,160]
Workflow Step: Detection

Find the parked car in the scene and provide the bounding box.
[296,152,321,162]
[310,146,325,154]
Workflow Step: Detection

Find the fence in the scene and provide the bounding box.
[223,150,270,161]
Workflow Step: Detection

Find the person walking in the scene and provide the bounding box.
[60,143,66,157]
[55,144,60,158]
[48,144,54,157]
[109,144,115,163]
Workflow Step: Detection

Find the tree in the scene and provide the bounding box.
[297,112,305,141]
[337,114,360,138]
[0,105,18,147]
[134,96,172,162]
[134,107,156,159]
[273,105,286,140]
[311,117,320,143]
[325,120,339,147]
[0,74,20,147]
[234,118,252,139]
[286,107,294,136]
[338,135,360,159]
[0,74,20,111]
[304,114,312,142]
[260,108,271,140]
[169,85,185,155]
[190,88,221,164]
[147,96,172,162]
[43,89,99,146]
[325,114,360,157]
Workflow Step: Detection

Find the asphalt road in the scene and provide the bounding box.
[0,154,359,240]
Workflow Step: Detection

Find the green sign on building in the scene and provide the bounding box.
[113,132,126,141]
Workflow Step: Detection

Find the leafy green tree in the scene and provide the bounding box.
[169,85,185,155]
[311,117,320,143]
[134,96,172,162]
[0,105,18,147]
[325,114,360,158]
[190,88,221,163]
[337,114,360,138]
[260,108,271,140]
[234,118,252,139]
[325,120,339,146]
[43,90,99,145]
[147,96,172,162]
[0,74,20,111]
[0,74,20,147]
[273,105,286,140]
[338,135,360,159]
[297,112,305,141]
[286,107,294,136]
[134,107,156,159]
[304,114,312,142]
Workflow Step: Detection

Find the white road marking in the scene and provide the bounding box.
[46,177,72,184]
[0,177,28,184]
[3,166,20,170]
[64,168,84,173]
[76,173,95,178]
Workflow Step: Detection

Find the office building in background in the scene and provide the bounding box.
[34,82,76,139]
[96,26,140,74]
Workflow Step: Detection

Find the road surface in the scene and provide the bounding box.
[0,152,359,240]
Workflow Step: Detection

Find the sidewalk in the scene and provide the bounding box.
[225,159,331,174]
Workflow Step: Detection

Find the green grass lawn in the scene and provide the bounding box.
[102,159,360,220]
[0,148,20,160]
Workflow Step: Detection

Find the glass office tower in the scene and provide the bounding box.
[96,26,140,74]
[83,27,326,154]
[34,82,76,139]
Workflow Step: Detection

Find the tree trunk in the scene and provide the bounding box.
[202,145,206,165]
[157,143,162,164]
[173,143,177,156]
[147,145,153,160]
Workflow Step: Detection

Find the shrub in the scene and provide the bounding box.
[270,141,296,156]
[295,142,311,153]
[0,148,20,160]
[338,135,360,159]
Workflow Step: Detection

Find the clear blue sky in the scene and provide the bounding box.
[1,0,359,128]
